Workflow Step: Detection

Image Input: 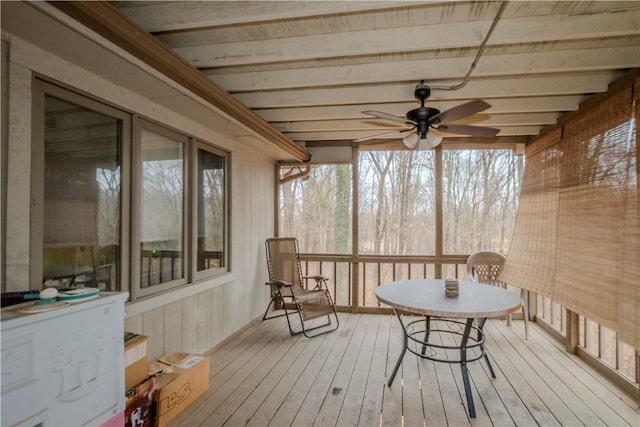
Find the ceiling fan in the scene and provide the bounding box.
[356,80,500,149]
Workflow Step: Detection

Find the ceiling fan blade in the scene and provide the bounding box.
[362,110,414,125]
[354,128,413,142]
[435,124,500,137]
[430,100,491,124]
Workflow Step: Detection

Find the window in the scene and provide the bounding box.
[33,80,230,300]
[196,145,228,274]
[32,82,129,291]
[136,121,187,295]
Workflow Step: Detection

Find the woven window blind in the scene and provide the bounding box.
[500,77,639,349]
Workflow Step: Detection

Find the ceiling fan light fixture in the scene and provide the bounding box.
[402,132,420,149]
[426,131,443,148]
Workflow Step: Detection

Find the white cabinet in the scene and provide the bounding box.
[1,292,128,426]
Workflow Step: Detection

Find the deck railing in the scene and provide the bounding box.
[299,254,469,310]
[536,294,639,396]
[300,253,640,397]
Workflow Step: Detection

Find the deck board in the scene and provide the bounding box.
[270,314,359,427]
[493,322,607,426]
[168,313,639,427]
[291,315,360,427]
[245,332,324,426]
[484,321,582,426]
[379,315,403,427]
[355,313,389,427]
[223,333,314,427]
[312,314,367,426]
[334,314,379,426]
[516,320,639,426]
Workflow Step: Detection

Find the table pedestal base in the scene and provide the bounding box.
[387,311,496,418]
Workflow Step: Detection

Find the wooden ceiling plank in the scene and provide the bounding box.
[151,2,499,47]
[272,113,560,132]
[175,11,640,68]
[114,1,425,33]
[233,72,620,108]
[147,2,638,48]
[255,96,585,122]
[206,46,640,91]
[202,36,639,76]
[284,125,542,141]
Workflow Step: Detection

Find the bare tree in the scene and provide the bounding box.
[280,149,522,256]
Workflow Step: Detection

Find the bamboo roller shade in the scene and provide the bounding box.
[500,76,640,350]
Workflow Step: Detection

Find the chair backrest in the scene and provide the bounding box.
[466,250,506,287]
[266,237,305,291]
[94,263,115,290]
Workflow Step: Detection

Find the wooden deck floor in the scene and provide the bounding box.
[170,313,639,427]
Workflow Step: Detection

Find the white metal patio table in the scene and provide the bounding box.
[375,278,522,418]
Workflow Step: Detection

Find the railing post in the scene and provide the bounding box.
[566,308,579,353]
[434,146,443,279]
[351,259,359,314]
[351,144,359,314]
[527,290,536,321]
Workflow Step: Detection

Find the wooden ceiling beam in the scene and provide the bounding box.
[206,46,640,92]
[284,126,542,142]
[255,96,585,122]
[233,72,620,108]
[271,113,559,133]
[174,11,640,68]
[113,1,424,33]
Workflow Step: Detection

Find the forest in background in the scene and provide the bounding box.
[279,148,524,256]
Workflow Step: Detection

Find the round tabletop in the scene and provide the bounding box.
[374,279,522,318]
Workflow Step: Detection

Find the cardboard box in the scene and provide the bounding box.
[125,377,155,427]
[125,333,149,391]
[151,352,210,427]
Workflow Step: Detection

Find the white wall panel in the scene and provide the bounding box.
[142,307,166,361]
[4,63,32,291]
[163,300,183,353]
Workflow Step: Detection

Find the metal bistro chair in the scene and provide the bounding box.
[263,237,339,338]
[466,250,529,339]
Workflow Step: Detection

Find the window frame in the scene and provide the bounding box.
[192,141,230,281]
[32,79,231,301]
[31,79,132,292]
[132,117,190,299]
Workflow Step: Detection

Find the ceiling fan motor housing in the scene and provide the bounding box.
[407,106,440,137]
[406,107,440,123]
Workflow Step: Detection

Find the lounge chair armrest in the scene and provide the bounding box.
[304,275,329,282]
[303,275,329,290]
[266,280,292,288]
